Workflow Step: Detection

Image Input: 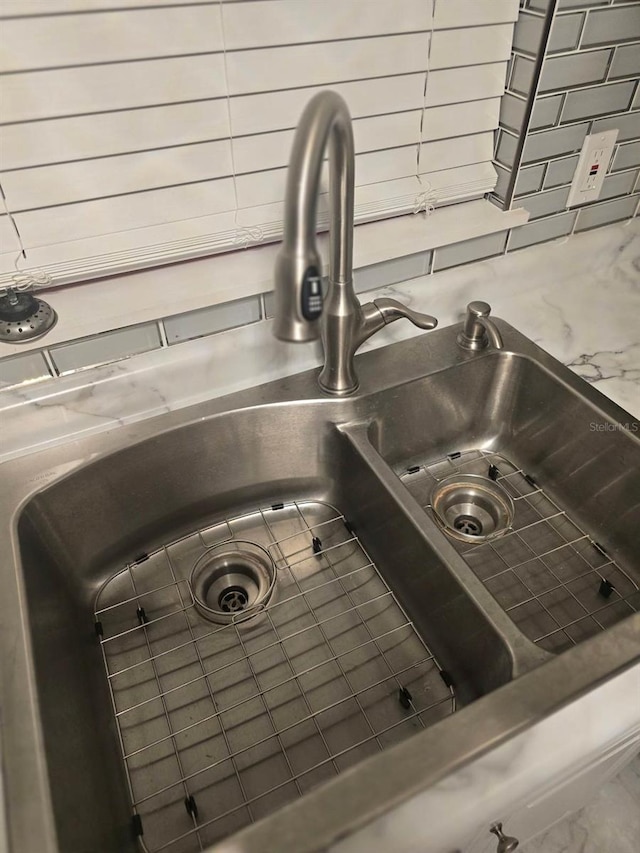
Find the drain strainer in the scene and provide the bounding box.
[0,290,57,343]
[430,474,514,543]
[190,539,276,624]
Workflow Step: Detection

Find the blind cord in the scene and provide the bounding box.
[218,0,265,248]
[413,0,437,216]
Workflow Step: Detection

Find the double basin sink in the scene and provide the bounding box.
[1,316,638,853]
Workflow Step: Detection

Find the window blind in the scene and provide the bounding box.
[0,0,519,288]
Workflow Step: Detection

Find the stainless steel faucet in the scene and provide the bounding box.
[274,90,437,395]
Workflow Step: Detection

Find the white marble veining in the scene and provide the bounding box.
[1,219,638,462]
[520,753,640,853]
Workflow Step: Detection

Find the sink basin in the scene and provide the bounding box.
[363,353,640,654]
[1,317,639,853]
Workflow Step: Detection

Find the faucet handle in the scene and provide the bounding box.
[372,298,438,330]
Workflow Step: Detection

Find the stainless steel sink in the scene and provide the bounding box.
[1,317,639,853]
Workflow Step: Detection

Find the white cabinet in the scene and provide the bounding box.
[462,734,640,853]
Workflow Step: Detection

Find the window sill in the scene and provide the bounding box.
[0,200,528,355]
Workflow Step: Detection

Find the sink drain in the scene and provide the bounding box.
[218,586,249,613]
[430,474,514,543]
[453,515,483,537]
[190,540,276,625]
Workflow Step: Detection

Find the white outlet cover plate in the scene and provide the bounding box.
[567,130,619,208]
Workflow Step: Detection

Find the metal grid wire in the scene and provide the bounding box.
[94,500,455,852]
[400,449,640,653]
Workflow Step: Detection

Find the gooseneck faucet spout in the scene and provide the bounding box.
[274,91,437,395]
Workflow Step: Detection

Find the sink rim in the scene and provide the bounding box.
[1,318,639,853]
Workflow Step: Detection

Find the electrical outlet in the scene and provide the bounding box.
[567,130,618,207]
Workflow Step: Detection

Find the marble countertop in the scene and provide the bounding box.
[1,219,638,463]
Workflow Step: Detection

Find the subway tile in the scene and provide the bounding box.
[592,110,640,142]
[511,55,536,95]
[528,0,551,10]
[598,169,639,201]
[353,252,430,293]
[519,185,571,218]
[501,93,527,133]
[522,122,589,163]
[164,296,261,344]
[545,155,580,187]
[263,291,275,320]
[494,163,512,201]
[612,140,640,171]
[540,49,611,93]
[497,129,520,168]
[582,7,640,47]
[0,350,51,388]
[609,44,640,79]
[558,0,611,7]
[561,80,636,123]
[50,323,161,374]
[515,163,547,196]
[549,13,585,53]
[531,94,564,129]
[433,232,507,272]
[575,193,639,230]
[513,13,545,55]
[634,85,640,109]
[508,211,577,249]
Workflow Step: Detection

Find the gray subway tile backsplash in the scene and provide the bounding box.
[597,169,639,201]
[511,55,537,95]
[575,193,639,230]
[513,13,545,55]
[557,0,611,8]
[609,44,640,80]
[531,94,565,129]
[50,323,161,374]
[561,80,636,123]
[501,93,527,133]
[581,7,640,47]
[496,130,520,168]
[548,13,585,53]
[539,49,611,92]
[612,140,640,171]
[432,232,507,272]
[522,122,589,162]
[544,155,580,187]
[592,110,640,142]
[519,185,572,219]
[0,351,52,388]
[508,211,578,250]
[515,163,547,195]
[164,296,261,344]
[353,252,430,294]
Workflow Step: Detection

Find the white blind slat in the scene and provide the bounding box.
[0,0,519,286]
[1,0,199,13]
[1,7,223,73]
[0,101,231,170]
[1,55,227,123]
[224,0,431,49]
